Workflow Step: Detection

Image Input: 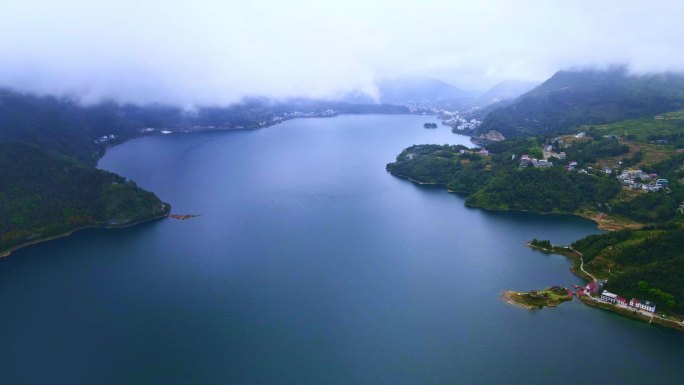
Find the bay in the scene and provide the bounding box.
[1,114,682,384]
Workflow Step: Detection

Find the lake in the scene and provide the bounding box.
[1,114,683,384]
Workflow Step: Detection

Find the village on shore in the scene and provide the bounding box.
[580,280,656,315]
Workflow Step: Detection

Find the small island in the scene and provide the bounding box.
[423,122,438,129]
[504,286,573,310]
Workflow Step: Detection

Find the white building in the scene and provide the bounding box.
[601,290,618,303]
[629,298,657,313]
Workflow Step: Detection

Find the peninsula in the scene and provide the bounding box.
[503,286,572,310]
[387,108,684,330]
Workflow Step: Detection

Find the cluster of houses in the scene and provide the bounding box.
[459,148,489,156]
[517,142,672,194]
[436,111,482,131]
[94,134,116,144]
[520,154,553,168]
[582,281,657,313]
[600,290,657,313]
[257,109,337,127]
[617,168,669,192]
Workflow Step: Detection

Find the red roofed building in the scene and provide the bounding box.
[616,296,627,306]
[586,282,599,294]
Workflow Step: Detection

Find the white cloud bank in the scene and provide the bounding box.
[1,0,683,105]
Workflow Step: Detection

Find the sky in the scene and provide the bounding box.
[1,0,683,106]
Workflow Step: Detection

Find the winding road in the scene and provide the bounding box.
[569,246,597,282]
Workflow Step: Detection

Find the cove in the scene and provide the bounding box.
[1,114,683,384]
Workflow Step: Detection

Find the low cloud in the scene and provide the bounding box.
[1,0,683,105]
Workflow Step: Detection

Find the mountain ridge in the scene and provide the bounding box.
[475,68,684,139]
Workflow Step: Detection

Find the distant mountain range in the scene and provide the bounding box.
[371,77,538,110]
[0,90,409,162]
[475,67,684,139]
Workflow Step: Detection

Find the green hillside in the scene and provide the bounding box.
[386,141,621,214]
[573,223,684,315]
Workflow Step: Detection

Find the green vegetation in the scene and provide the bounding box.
[610,153,684,223]
[0,88,408,256]
[562,136,629,165]
[476,68,684,138]
[572,223,684,315]
[589,110,684,147]
[467,167,619,212]
[386,144,493,193]
[530,239,552,249]
[395,98,684,325]
[0,89,176,256]
[0,142,169,254]
[386,142,620,214]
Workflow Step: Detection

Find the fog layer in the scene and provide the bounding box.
[1,0,682,105]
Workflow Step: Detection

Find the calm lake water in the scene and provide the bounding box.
[1,114,683,384]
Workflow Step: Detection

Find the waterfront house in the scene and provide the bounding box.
[642,300,657,313]
[601,290,618,303]
[616,296,627,306]
[629,298,657,313]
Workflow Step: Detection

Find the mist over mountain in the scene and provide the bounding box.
[476,67,684,138]
[0,89,410,161]
[473,80,539,107]
[3,1,684,105]
[375,77,478,106]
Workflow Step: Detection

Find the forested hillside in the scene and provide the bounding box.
[386,142,621,214]
[0,142,168,253]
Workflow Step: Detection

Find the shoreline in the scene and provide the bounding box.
[502,290,537,310]
[0,212,169,259]
[580,296,684,332]
[525,241,684,333]
[467,204,640,232]
[525,242,594,282]
[2,114,431,260]
[389,171,639,232]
